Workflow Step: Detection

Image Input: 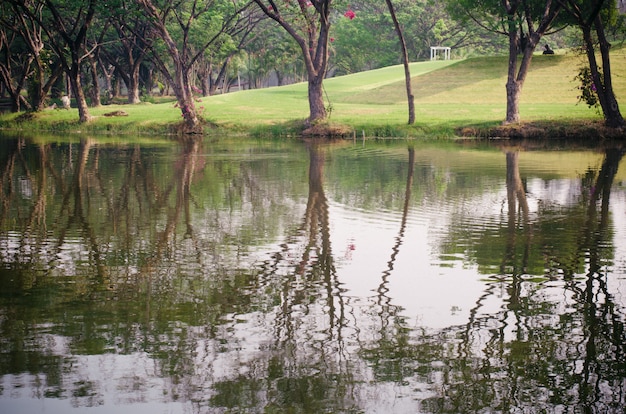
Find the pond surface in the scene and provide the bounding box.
[0,133,625,413]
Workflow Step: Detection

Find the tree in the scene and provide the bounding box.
[402,0,480,60]
[1,0,63,112]
[84,17,113,108]
[331,1,486,75]
[385,0,415,124]
[137,0,251,132]
[13,0,102,122]
[252,0,334,125]
[43,0,101,122]
[198,7,264,96]
[452,0,563,124]
[101,2,154,104]
[330,3,397,75]
[0,8,33,112]
[245,21,303,88]
[560,0,624,128]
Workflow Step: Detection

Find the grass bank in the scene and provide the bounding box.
[1,48,625,139]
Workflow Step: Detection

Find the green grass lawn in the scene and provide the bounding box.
[1,47,624,138]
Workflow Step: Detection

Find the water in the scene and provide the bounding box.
[0,134,625,413]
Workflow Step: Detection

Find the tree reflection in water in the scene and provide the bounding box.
[212,141,358,412]
[408,146,626,413]
[0,135,625,413]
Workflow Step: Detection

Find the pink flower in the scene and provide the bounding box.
[344,9,355,20]
[330,37,335,42]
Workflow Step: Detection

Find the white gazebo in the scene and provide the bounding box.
[430,46,451,61]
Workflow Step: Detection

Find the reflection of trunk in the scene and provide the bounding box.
[258,142,345,348]
[28,145,49,228]
[61,139,107,282]
[586,148,624,271]
[377,146,415,329]
[380,147,414,281]
[503,151,531,309]
[0,140,19,227]
[261,142,346,362]
[300,142,333,279]
[505,151,529,223]
[577,147,625,405]
[153,139,200,260]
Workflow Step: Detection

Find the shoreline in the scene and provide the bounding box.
[1,108,625,141]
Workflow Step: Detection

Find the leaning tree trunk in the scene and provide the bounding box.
[585,16,624,128]
[386,0,415,125]
[0,56,32,112]
[163,61,199,131]
[139,0,199,131]
[69,54,91,123]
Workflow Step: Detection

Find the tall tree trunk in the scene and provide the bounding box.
[69,53,91,123]
[587,15,624,128]
[87,54,101,107]
[26,58,62,111]
[308,72,326,123]
[0,55,32,112]
[98,57,114,102]
[505,14,526,124]
[502,1,561,124]
[128,64,141,104]
[214,56,232,95]
[138,0,199,131]
[30,54,45,111]
[198,62,211,96]
[161,60,199,130]
[252,0,332,126]
[386,0,415,125]
[39,0,95,123]
[505,29,539,124]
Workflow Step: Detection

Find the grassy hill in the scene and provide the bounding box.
[203,47,625,137]
[1,47,625,138]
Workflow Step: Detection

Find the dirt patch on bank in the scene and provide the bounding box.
[302,122,353,138]
[458,120,625,140]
